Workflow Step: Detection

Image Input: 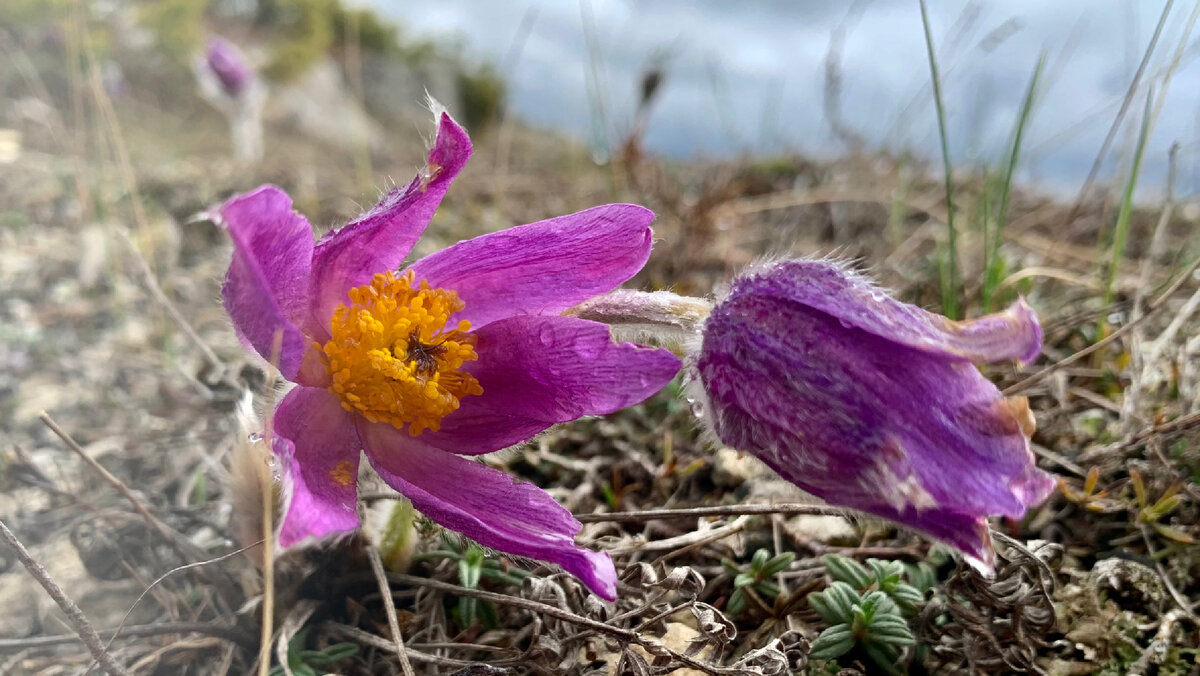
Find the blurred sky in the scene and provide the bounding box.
[381,0,1200,198]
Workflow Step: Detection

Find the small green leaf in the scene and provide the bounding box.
[755,580,781,598]
[811,582,860,624]
[734,572,757,589]
[869,630,916,647]
[851,605,870,632]
[890,583,925,613]
[808,591,834,623]
[823,554,872,589]
[862,641,903,675]
[867,559,903,588]
[861,590,898,617]
[828,582,862,616]
[751,548,770,570]
[761,552,795,577]
[727,588,748,616]
[478,599,500,627]
[809,624,855,660]
[868,616,912,637]
[902,561,938,592]
[457,596,478,627]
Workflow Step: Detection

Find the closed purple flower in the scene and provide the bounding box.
[205,37,251,98]
[210,111,680,600]
[692,259,1054,568]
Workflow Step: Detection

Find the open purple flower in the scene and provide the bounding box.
[692,260,1054,568]
[210,111,680,600]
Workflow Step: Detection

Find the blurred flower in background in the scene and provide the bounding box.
[194,36,264,163]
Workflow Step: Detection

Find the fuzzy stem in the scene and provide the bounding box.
[565,290,712,352]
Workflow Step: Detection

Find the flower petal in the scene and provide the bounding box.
[361,424,617,600]
[735,260,1042,365]
[697,264,1055,565]
[273,386,363,546]
[214,185,315,380]
[407,204,654,327]
[422,315,681,454]
[309,112,471,330]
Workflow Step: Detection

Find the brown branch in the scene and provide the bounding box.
[383,573,637,642]
[0,518,130,675]
[39,412,199,568]
[366,545,415,676]
[0,623,256,653]
[575,503,844,523]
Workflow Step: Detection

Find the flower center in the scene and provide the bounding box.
[323,270,483,435]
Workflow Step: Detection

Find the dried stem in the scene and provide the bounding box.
[0,518,130,676]
[0,622,255,653]
[384,572,637,642]
[115,228,226,377]
[1005,249,1200,395]
[39,411,198,568]
[367,545,415,676]
[576,503,844,523]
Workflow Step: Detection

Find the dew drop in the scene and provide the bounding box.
[537,325,555,347]
[247,432,263,443]
[265,455,282,482]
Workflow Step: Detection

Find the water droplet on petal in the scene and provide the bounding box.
[537,325,555,347]
[265,454,281,482]
[247,432,263,443]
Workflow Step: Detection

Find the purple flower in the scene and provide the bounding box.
[205,37,251,98]
[692,260,1054,568]
[210,111,680,600]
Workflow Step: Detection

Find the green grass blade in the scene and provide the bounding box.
[1101,89,1154,334]
[984,52,1045,310]
[919,0,959,319]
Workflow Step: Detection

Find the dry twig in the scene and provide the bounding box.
[367,544,415,676]
[0,518,130,676]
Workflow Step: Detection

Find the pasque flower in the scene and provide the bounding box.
[194,36,264,163]
[204,37,251,98]
[210,110,680,600]
[691,260,1055,568]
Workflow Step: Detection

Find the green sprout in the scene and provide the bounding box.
[808,555,930,674]
[822,554,928,615]
[808,583,915,674]
[721,548,795,616]
[415,536,532,629]
[269,629,358,676]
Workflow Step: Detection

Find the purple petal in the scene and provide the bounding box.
[361,424,617,600]
[215,185,316,381]
[407,204,654,327]
[421,315,681,454]
[697,262,1055,565]
[309,112,471,331]
[735,260,1042,365]
[273,386,363,546]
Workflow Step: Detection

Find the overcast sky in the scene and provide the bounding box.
[380,1,1200,197]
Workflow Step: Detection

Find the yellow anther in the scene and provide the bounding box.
[322,271,483,435]
[329,460,355,487]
